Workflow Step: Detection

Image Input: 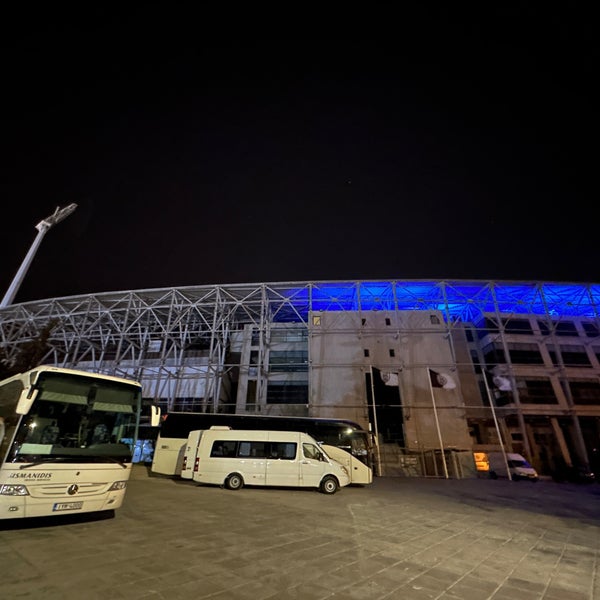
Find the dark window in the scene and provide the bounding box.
[548,345,592,367]
[210,440,237,457]
[364,349,370,357]
[266,383,308,404]
[430,314,440,324]
[556,321,578,336]
[269,442,297,459]
[507,343,544,365]
[385,318,391,326]
[582,322,600,338]
[540,320,578,337]
[269,350,308,372]
[478,317,500,339]
[389,349,395,358]
[270,328,308,343]
[361,318,367,326]
[483,343,507,366]
[538,320,550,335]
[516,378,558,404]
[238,441,268,458]
[502,319,534,334]
[569,380,600,405]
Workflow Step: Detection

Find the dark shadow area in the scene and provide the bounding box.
[0,509,115,531]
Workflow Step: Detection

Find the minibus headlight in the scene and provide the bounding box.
[108,481,127,491]
[1,484,29,496]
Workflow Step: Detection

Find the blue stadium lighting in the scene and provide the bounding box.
[278,281,600,323]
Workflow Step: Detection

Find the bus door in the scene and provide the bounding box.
[299,440,327,487]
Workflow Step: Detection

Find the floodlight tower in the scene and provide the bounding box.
[0,204,78,308]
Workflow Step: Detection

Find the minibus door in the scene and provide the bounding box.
[265,440,301,487]
[299,441,326,487]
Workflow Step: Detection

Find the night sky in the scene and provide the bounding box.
[1,8,598,305]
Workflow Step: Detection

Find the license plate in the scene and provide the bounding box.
[53,501,83,511]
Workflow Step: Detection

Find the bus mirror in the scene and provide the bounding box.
[150,405,161,427]
[16,387,39,414]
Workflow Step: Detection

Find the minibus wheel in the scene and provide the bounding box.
[225,473,244,490]
[320,476,339,494]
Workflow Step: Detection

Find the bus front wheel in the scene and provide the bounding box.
[320,476,339,494]
[225,473,244,490]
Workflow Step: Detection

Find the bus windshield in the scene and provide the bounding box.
[1,370,141,465]
[0,366,153,520]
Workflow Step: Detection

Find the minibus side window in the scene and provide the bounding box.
[269,442,297,460]
[246,442,267,458]
[238,442,252,457]
[210,440,237,457]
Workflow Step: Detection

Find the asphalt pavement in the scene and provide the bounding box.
[1,466,599,599]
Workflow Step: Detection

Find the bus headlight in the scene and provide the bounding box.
[108,481,127,492]
[1,484,29,496]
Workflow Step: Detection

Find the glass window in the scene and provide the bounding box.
[569,380,600,405]
[210,440,237,457]
[555,321,578,337]
[548,345,592,367]
[269,442,296,459]
[269,350,308,372]
[507,343,544,364]
[266,383,308,404]
[302,443,321,460]
[237,441,267,458]
[516,378,558,404]
[582,322,600,338]
[502,319,534,334]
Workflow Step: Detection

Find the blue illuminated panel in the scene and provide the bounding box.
[276,281,600,323]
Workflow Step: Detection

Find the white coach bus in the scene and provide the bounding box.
[182,426,352,494]
[0,366,160,519]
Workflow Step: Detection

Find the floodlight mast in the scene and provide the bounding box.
[0,204,78,309]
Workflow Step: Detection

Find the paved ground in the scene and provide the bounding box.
[1,466,599,600]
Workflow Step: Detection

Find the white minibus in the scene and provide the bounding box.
[183,427,351,494]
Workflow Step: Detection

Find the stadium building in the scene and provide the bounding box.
[1,279,599,478]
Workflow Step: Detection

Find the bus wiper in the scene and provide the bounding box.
[18,456,128,469]
[92,456,128,469]
[19,457,69,469]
